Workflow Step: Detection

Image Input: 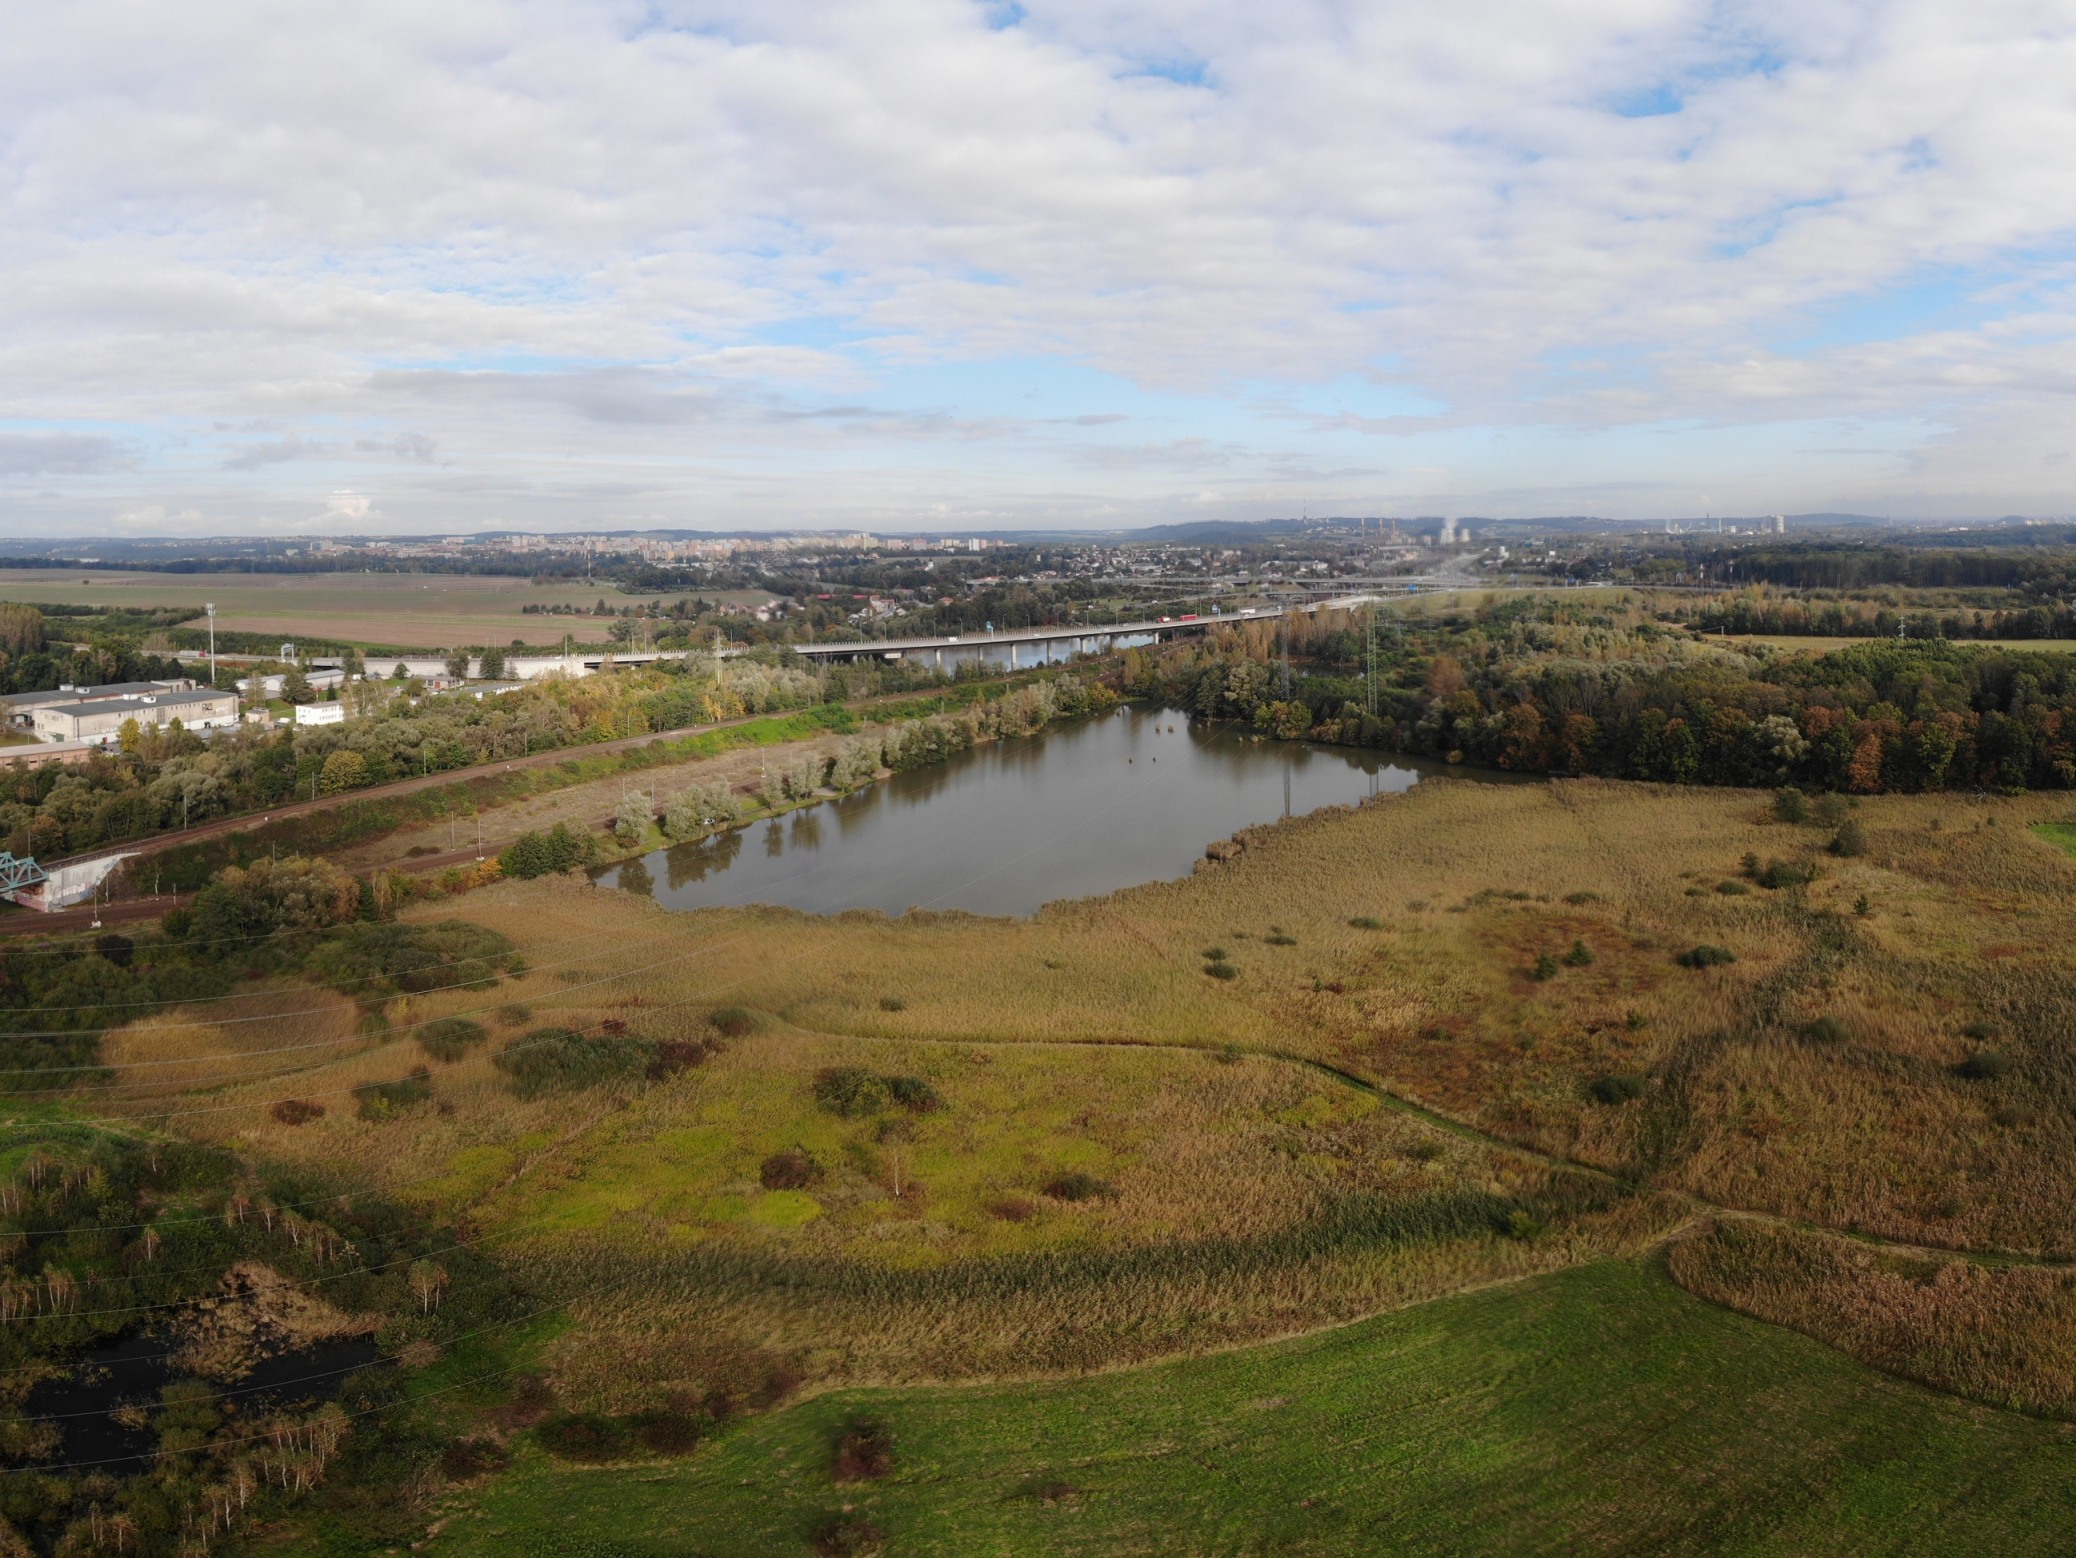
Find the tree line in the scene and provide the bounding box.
[1124,599,2076,792]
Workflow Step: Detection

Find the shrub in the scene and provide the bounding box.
[1201,947,1227,961]
[1561,891,1600,905]
[814,1067,890,1117]
[498,822,597,880]
[886,1075,942,1113]
[1715,880,1749,896]
[305,919,517,997]
[833,1420,896,1481]
[94,933,134,968]
[811,1515,887,1558]
[1961,1019,1997,1041]
[355,1067,433,1121]
[439,1438,510,1482]
[1756,858,1814,889]
[761,1148,825,1190]
[1830,820,1867,857]
[1956,1051,2013,1080]
[1773,787,1808,824]
[1505,1209,1543,1241]
[1588,1073,1646,1105]
[1802,1016,1850,1045]
[710,1006,755,1038]
[1264,933,1298,946]
[647,1039,716,1078]
[1203,960,1238,980]
[270,1099,325,1126]
[493,1028,656,1099]
[1043,1171,1113,1202]
[536,1413,625,1463]
[630,1412,703,1456]
[1561,939,1594,967]
[987,1195,1037,1221]
[1348,916,1383,929]
[418,1017,489,1063]
[1529,952,1559,981]
[495,1003,533,1025]
[878,996,906,1012]
[1676,944,1737,968]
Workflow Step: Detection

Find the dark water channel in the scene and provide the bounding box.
[599,704,1528,919]
[23,1333,383,1475]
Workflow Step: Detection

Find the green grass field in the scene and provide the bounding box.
[427,1259,2076,1557]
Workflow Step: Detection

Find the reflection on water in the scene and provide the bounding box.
[599,705,1526,918]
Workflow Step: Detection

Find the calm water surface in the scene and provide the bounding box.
[599,705,1522,918]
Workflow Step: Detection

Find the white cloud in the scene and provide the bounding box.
[3,0,2075,528]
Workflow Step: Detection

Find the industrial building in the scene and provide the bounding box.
[28,687,240,745]
[2,679,194,730]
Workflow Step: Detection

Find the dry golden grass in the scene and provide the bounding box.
[121,773,2076,1406]
[1668,1220,2076,1415]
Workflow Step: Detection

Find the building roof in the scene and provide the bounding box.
[36,689,236,721]
[3,681,186,710]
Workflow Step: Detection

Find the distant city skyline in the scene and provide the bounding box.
[6,3,2076,536]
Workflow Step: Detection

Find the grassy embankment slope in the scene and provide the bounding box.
[430,1259,2076,1558]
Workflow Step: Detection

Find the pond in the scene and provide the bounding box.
[597,704,1527,919]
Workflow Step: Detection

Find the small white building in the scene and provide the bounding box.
[293,701,347,727]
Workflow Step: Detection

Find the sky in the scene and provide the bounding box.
[4,0,2076,536]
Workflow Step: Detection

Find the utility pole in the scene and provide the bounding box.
[205,602,217,689]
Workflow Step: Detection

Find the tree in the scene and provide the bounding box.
[614,791,652,845]
[117,717,143,753]
[407,1260,450,1314]
[445,651,472,680]
[281,666,314,704]
[478,644,506,680]
[340,646,364,677]
[317,749,369,795]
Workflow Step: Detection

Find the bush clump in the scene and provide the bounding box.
[536,1413,626,1463]
[630,1412,703,1456]
[1715,880,1749,896]
[1773,787,1809,823]
[497,822,597,880]
[878,996,906,1012]
[1802,1016,1851,1045]
[1588,1073,1646,1105]
[270,1098,325,1126]
[355,1067,433,1121]
[832,1419,896,1482]
[761,1148,825,1190]
[1561,939,1594,967]
[814,1067,890,1117]
[306,920,518,998]
[1264,933,1297,947]
[1203,960,1238,980]
[1754,858,1814,889]
[886,1075,943,1113]
[1830,819,1867,857]
[1043,1171,1113,1203]
[1676,944,1737,969]
[494,1028,657,1099]
[1955,1051,2013,1080]
[1529,952,1560,981]
[710,1006,756,1038]
[418,1017,489,1063]
[1349,916,1383,930]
